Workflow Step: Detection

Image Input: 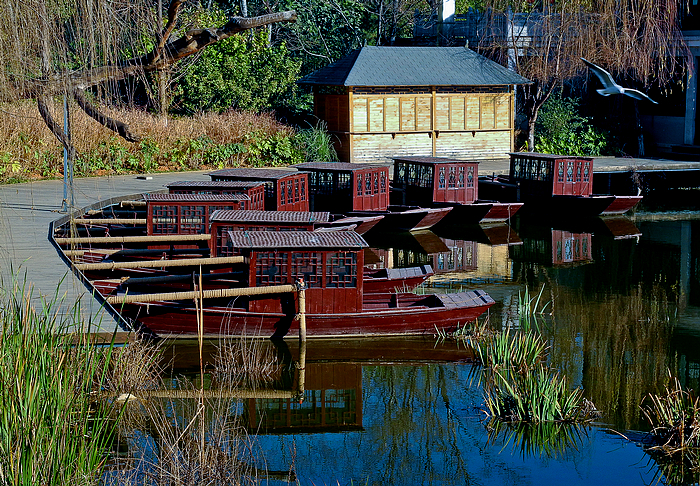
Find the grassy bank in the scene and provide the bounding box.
[0,281,118,485]
[0,101,324,183]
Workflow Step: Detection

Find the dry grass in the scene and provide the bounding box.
[0,100,297,181]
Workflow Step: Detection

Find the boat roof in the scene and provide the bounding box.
[207,168,300,180]
[165,180,266,189]
[298,46,531,87]
[143,193,250,202]
[293,162,390,172]
[211,209,331,224]
[393,156,480,165]
[510,152,594,161]
[226,230,368,249]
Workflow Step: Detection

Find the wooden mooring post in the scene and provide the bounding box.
[296,279,307,400]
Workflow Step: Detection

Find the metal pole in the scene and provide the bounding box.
[61,95,69,212]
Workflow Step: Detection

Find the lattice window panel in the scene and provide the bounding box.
[255,252,288,286]
[179,206,206,234]
[357,174,363,196]
[215,225,235,256]
[287,180,294,205]
[325,252,357,288]
[279,181,286,207]
[291,252,322,288]
[151,205,177,234]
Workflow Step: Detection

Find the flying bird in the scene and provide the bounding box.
[581,57,658,104]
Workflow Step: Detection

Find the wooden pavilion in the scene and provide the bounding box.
[297,46,530,164]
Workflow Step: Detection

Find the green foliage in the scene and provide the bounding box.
[243,130,303,167]
[534,95,613,156]
[477,287,596,424]
[0,279,118,485]
[294,121,338,162]
[173,27,301,114]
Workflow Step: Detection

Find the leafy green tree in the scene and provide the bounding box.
[173,28,301,114]
[534,95,612,156]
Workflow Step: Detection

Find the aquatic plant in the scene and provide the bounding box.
[486,420,589,459]
[0,280,118,485]
[642,375,700,452]
[477,287,597,424]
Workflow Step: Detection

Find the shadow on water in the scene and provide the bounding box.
[105,213,700,485]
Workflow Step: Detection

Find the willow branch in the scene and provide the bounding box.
[37,96,72,154]
[74,89,141,142]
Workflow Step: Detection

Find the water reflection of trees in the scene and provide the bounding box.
[549,283,676,430]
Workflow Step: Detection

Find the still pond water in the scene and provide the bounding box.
[112,209,700,485]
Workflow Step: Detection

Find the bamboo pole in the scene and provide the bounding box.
[75,256,246,271]
[106,283,298,304]
[55,234,211,244]
[73,218,147,225]
[120,200,146,207]
[64,248,209,257]
[112,271,242,285]
[114,389,296,400]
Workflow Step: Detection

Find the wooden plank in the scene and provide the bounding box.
[74,255,246,271]
[416,97,432,131]
[74,218,147,225]
[495,94,511,129]
[451,96,465,130]
[106,282,298,304]
[481,95,496,130]
[55,234,211,244]
[435,96,450,131]
[385,97,400,131]
[369,98,384,132]
[466,95,480,129]
[352,97,368,132]
[401,98,416,131]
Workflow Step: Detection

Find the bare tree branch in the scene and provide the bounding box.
[74,88,141,142]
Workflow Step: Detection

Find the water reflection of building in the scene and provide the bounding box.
[511,229,593,267]
[364,224,520,282]
[247,363,363,433]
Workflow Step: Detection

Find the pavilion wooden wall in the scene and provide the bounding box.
[314,87,514,164]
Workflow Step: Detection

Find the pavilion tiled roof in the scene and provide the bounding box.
[165,180,266,189]
[298,46,531,87]
[207,168,299,180]
[226,230,368,249]
[143,193,250,202]
[393,156,480,165]
[211,210,330,224]
[293,162,390,172]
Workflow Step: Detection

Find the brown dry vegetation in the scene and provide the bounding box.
[0,100,299,182]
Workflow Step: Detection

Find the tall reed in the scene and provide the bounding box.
[0,280,118,485]
[478,287,597,423]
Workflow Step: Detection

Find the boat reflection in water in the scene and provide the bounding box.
[106,214,700,486]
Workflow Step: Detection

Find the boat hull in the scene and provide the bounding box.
[353,206,452,232]
[599,195,643,215]
[118,290,494,339]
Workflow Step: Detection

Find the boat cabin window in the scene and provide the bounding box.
[254,251,356,288]
[179,206,206,234]
[152,206,177,233]
[326,252,358,288]
[255,252,289,286]
[291,252,323,288]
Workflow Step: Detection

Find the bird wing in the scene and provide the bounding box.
[581,57,617,89]
[621,88,658,104]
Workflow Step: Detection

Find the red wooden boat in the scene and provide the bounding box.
[95,230,494,338]
[390,156,523,225]
[207,168,310,211]
[292,161,452,232]
[478,153,642,217]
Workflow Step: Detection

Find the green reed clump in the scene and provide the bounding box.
[0,283,118,485]
[477,287,596,423]
[642,376,700,454]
